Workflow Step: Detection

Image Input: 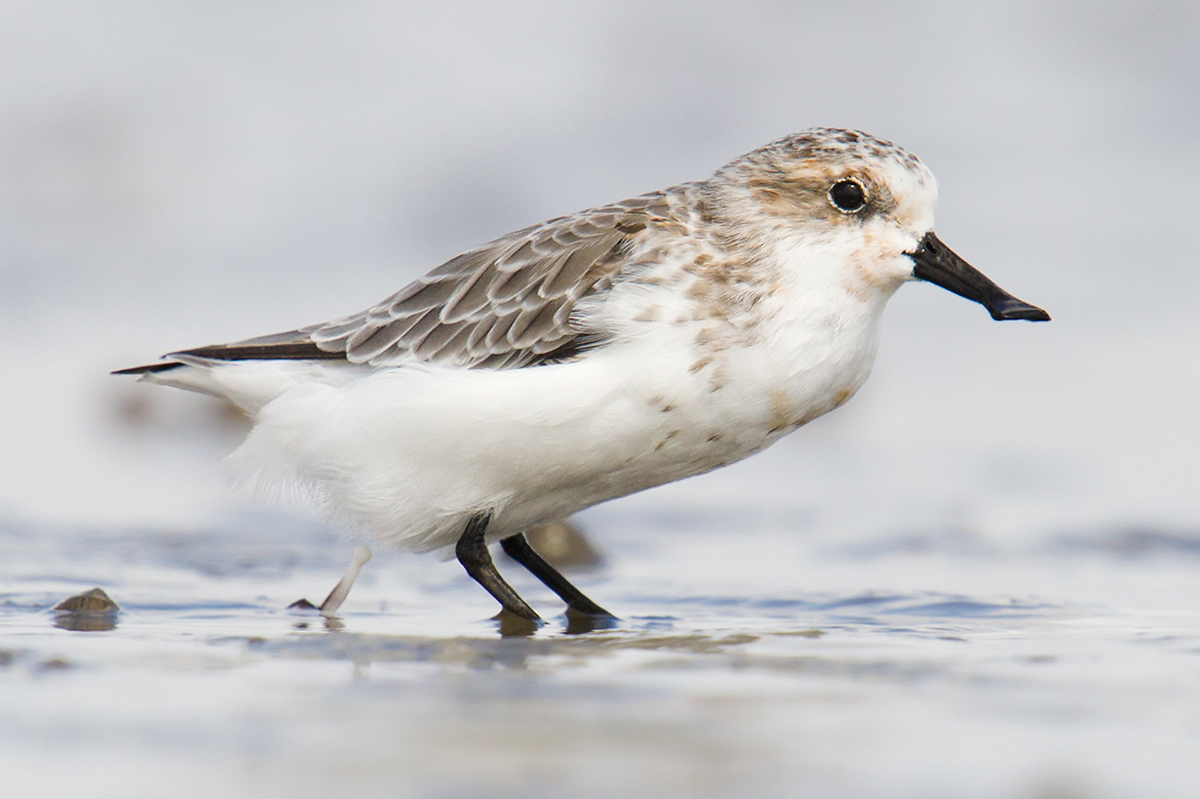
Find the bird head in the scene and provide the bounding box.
[712,128,1050,322]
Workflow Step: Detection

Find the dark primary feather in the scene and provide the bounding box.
[149,193,671,372]
[111,362,185,375]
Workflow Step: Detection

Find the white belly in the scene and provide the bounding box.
[230,309,880,555]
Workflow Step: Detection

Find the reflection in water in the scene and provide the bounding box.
[494,608,622,637]
[52,610,119,632]
[253,627,767,675]
[564,608,620,636]
[492,608,623,637]
[494,608,542,638]
[290,616,347,633]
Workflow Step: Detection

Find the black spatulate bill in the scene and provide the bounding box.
[908,232,1050,322]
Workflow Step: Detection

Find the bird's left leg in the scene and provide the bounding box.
[455,512,541,621]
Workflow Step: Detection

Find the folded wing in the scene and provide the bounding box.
[125,194,670,375]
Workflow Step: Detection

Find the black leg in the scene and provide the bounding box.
[456,512,541,621]
[500,533,614,617]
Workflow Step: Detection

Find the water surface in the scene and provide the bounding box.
[4,515,1199,799]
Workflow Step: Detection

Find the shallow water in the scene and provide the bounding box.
[4,514,1200,799]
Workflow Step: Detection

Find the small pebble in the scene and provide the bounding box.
[53,587,120,613]
[53,588,121,631]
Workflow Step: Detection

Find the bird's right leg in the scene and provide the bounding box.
[499,533,613,617]
[455,511,541,621]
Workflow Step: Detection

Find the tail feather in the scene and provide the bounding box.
[117,356,362,416]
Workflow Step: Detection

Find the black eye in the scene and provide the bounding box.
[828,179,867,213]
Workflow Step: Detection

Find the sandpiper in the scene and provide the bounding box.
[118,128,1049,624]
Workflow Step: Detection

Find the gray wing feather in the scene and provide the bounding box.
[290,194,667,368]
[162,193,670,369]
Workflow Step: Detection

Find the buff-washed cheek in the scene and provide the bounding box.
[744,175,835,227]
[852,215,923,287]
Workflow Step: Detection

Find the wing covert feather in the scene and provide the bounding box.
[165,192,675,369]
[305,194,668,368]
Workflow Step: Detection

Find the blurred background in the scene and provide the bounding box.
[2,3,1200,798]
[2,1,1197,542]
